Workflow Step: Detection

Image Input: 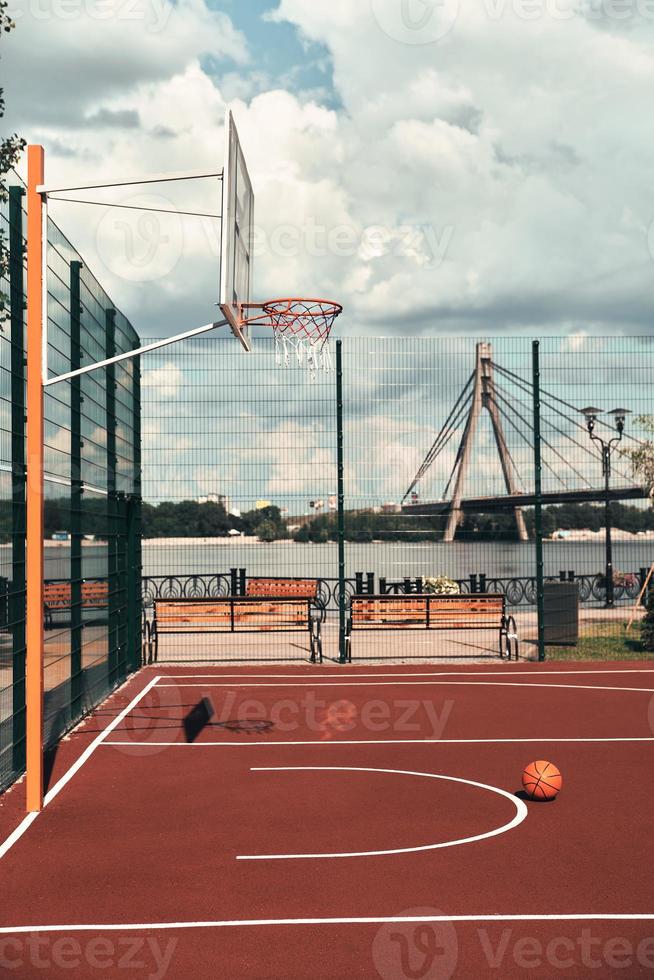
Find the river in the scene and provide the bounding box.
[41,538,654,584]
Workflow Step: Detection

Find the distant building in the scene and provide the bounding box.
[197,493,230,509]
[381,502,402,514]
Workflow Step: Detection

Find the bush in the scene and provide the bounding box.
[423,575,460,595]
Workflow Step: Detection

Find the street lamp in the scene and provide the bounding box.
[580,407,631,607]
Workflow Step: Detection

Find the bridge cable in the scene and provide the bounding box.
[491,361,645,448]
[492,377,635,484]
[403,389,474,501]
[489,388,589,489]
[486,391,572,491]
[402,373,475,501]
[426,391,476,502]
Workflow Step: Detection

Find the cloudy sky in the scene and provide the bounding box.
[6,0,654,342]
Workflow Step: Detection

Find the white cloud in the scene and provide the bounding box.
[8,0,654,342]
[141,362,184,398]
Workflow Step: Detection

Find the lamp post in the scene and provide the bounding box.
[580,407,631,608]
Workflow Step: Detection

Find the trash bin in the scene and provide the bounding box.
[543,581,579,645]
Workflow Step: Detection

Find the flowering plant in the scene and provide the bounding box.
[423,575,460,595]
[597,571,638,589]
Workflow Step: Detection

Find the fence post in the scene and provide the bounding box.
[105,308,119,687]
[532,341,546,662]
[336,340,347,664]
[9,185,26,775]
[127,347,142,672]
[70,261,83,717]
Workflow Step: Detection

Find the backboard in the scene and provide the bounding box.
[220,111,254,352]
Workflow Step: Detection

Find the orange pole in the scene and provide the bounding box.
[26,145,45,812]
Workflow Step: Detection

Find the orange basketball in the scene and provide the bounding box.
[522,760,562,801]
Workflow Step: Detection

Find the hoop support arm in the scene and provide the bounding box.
[43,319,229,387]
[36,169,223,195]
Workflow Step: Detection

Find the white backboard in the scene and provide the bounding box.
[219,111,254,351]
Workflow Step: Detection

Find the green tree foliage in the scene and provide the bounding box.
[241,505,287,541]
[140,501,287,540]
[291,503,654,544]
[143,500,236,538]
[623,415,654,499]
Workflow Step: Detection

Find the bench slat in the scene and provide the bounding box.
[246,578,318,599]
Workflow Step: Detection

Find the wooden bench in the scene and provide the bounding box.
[43,580,109,628]
[149,592,323,664]
[345,593,518,661]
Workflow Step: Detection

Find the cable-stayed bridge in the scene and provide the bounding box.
[401,342,646,539]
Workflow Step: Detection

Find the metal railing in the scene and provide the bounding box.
[139,566,650,616]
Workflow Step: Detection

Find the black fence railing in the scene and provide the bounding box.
[139,566,651,615]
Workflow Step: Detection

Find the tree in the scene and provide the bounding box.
[1,1,25,323]
[240,505,287,541]
[623,416,654,499]
[256,520,280,543]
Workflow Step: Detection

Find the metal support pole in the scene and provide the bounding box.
[532,341,546,662]
[43,319,229,387]
[336,341,347,664]
[604,449,614,608]
[26,145,45,811]
[9,185,27,775]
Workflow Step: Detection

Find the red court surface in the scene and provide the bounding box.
[1,662,654,978]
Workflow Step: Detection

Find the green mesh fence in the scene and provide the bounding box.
[140,335,654,664]
[0,176,141,793]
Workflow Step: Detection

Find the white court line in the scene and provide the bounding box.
[0,814,39,862]
[0,675,162,862]
[102,736,654,747]
[155,681,654,694]
[237,767,528,860]
[1,914,653,934]
[156,669,654,679]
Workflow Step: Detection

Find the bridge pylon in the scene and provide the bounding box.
[443,342,529,543]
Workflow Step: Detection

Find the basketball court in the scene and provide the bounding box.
[10,95,654,980]
[1,661,654,978]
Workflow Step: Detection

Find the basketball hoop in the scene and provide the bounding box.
[241,298,342,377]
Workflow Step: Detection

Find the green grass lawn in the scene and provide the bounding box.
[545,623,653,661]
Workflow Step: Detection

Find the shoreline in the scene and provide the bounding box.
[0,530,652,548]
